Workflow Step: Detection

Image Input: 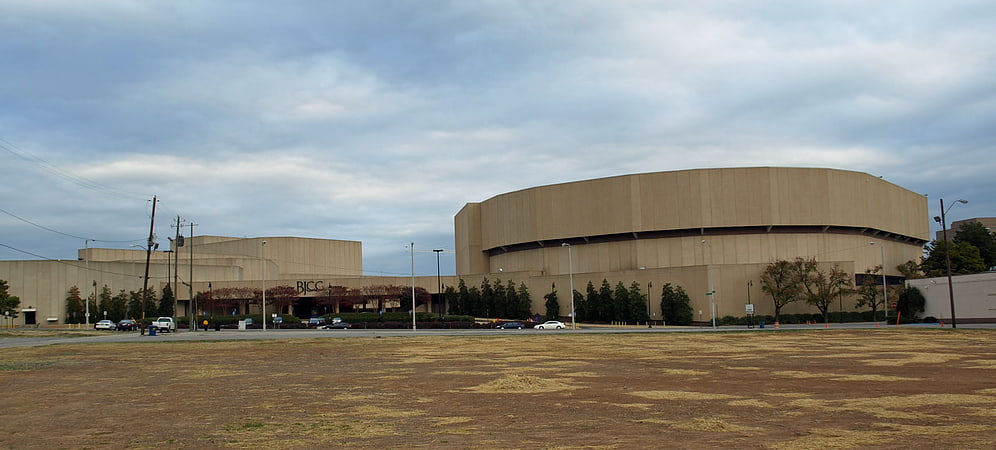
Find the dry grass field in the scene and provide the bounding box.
[1,329,995,448]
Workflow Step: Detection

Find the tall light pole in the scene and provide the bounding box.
[647,281,653,328]
[433,249,444,318]
[561,243,575,330]
[701,239,716,329]
[84,239,92,327]
[869,242,887,322]
[261,240,267,331]
[410,242,416,330]
[935,198,968,328]
[188,222,197,331]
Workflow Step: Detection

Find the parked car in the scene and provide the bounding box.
[497,321,525,329]
[272,316,283,328]
[116,319,137,331]
[94,320,116,330]
[320,321,351,330]
[152,317,176,333]
[308,317,327,327]
[534,320,566,330]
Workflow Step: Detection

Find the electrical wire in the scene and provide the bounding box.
[0,138,148,201]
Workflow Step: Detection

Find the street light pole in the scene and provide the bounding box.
[869,242,887,322]
[701,240,716,329]
[937,198,968,328]
[410,242,416,331]
[261,240,267,331]
[647,281,652,328]
[433,249,444,318]
[561,243,575,330]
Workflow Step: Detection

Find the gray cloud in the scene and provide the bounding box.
[2,0,994,276]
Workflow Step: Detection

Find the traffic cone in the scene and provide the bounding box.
[875,322,880,328]
[940,321,945,327]
[774,321,780,329]
[825,322,829,329]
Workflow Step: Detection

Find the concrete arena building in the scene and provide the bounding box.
[455,167,930,321]
[2,167,935,326]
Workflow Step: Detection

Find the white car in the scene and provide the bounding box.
[94,320,116,330]
[534,320,566,330]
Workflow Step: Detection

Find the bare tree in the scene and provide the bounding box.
[793,258,853,323]
[760,260,799,324]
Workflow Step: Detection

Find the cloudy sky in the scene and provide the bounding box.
[1,1,994,277]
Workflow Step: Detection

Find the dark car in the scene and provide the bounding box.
[320,321,351,330]
[116,319,137,331]
[497,321,525,329]
[308,317,327,327]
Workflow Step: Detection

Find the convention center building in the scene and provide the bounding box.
[1,167,934,326]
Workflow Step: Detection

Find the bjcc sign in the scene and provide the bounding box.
[296,280,327,295]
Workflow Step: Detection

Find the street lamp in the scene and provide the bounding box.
[410,242,416,331]
[701,239,716,329]
[934,198,968,328]
[561,243,576,330]
[647,281,653,328]
[433,249,444,318]
[869,242,887,322]
[261,240,267,331]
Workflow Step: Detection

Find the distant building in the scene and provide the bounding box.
[3,167,935,326]
[935,217,996,242]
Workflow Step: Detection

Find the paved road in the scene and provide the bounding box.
[3,321,991,349]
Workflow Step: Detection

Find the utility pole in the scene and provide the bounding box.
[189,222,198,332]
[141,196,158,334]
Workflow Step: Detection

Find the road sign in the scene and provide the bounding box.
[745,304,755,315]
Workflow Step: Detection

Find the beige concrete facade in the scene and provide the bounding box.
[455,167,930,320]
[909,272,996,323]
[1,236,362,325]
[3,167,935,325]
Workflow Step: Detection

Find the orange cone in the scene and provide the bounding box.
[875,322,880,328]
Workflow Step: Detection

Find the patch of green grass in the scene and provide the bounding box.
[0,361,54,371]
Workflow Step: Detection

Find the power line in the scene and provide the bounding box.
[0,206,144,243]
[0,242,158,280]
[0,138,147,201]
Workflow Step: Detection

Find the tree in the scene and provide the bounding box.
[597,279,614,322]
[445,285,459,315]
[158,284,175,317]
[793,258,853,324]
[627,281,649,322]
[897,286,926,320]
[659,283,693,325]
[544,285,560,320]
[955,221,996,269]
[97,285,114,321]
[480,278,496,318]
[896,260,924,280]
[922,239,987,276]
[0,280,21,321]
[212,287,255,315]
[110,289,128,321]
[493,279,509,318]
[515,282,532,319]
[760,259,800,324]
[855,266,885,321]
[613,281,630,322]
[578,281,597,322]
[266,285,299,315]
[65,286,84,324]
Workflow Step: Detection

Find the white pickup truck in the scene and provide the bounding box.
[152,317,176,333]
